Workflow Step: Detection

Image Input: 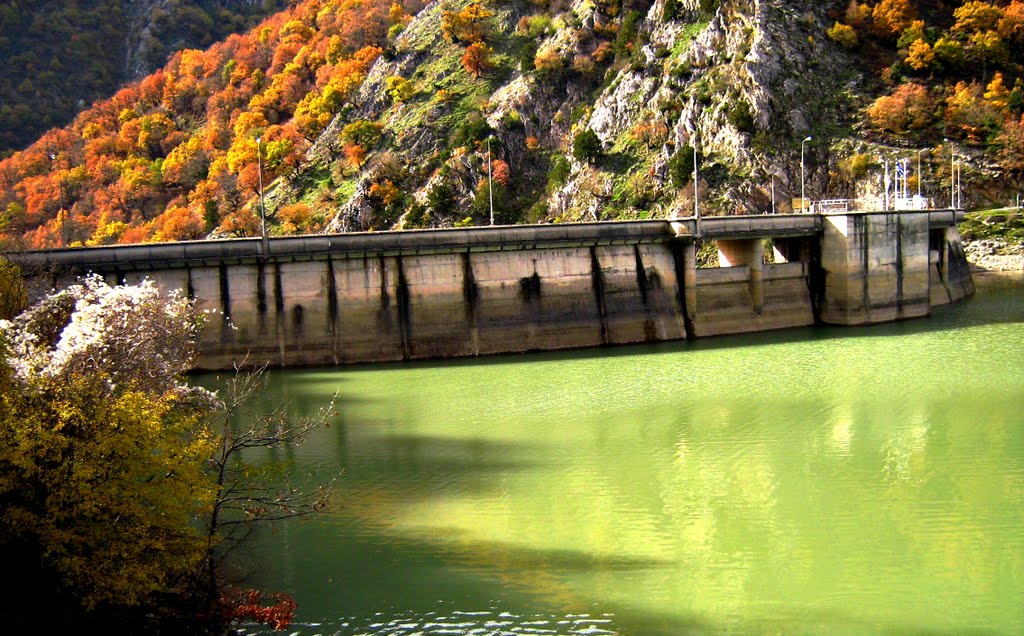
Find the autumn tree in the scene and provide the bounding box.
[828,22,859,49]
[441,2,494,43]
[385,76,415,103]
[344,142,369,169]
[867,83,935,134]
[952,1,1004,34]
[340,120,383,170]
[845,1,873,29]
[0,256,26,320]
[906,39,935,71]
[534,46,566,75]
[462,42,495,78]
[933,35,966,70]
[985,72,1010,108]
[342,120,384,148]
[999,1,1024,44]
[0,277,216,626]
[0,276,333,632]
[0,0,400,246]
[995,114,1024,171]
[945,81,999,140]
[871,0,917,40]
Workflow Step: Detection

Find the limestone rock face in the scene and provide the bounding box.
[312,0,859,231]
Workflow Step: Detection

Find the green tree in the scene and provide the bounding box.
[342,120,385,148]
[668,146,696,189]
[385,76,415,103]
[827,22,858,49]
[572,129,603,163]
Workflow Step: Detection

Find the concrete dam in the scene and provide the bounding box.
[14,210,975,370]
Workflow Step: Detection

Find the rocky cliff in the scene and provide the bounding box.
[293,0,864,233]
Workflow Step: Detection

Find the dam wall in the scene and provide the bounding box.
[13,213,973,370]
[820,211,975,325]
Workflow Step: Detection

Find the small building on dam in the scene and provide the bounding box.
[13,210,975,370]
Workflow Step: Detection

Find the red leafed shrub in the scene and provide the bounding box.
[217,587,298,631]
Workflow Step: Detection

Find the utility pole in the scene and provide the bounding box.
[917,149,923,199]
[950,157,958,209]
[771,174,775,215]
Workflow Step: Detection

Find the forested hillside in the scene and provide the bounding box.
[0,0,1021,252]
[834,0,1024,171]
[0,0,288,156]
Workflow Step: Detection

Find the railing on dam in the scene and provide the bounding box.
[13,220,679,271]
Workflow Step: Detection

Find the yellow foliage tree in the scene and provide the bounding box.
[953,1,1004,33]
[999,1,1024,43]
[871,0,916,40]
[0,277,215,612]
[845,0,872,28]
[0,276,334,632]
[906,39,935,70]
[984,72,1009,108]
[385,76,415,103]
[828,22,858,48]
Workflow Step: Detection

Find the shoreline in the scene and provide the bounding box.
[963,238,1023,273]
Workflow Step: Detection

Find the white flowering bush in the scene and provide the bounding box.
[1,274,211,401]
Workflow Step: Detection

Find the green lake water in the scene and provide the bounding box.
[230,272,1024,635]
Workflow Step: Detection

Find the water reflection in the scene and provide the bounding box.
[232,274,1024,635]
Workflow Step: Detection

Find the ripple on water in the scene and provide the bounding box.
[242,609,623,636]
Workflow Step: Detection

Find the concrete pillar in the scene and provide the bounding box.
[820,212,934,325]
[717,239,763,314]
[940,225,975,304]
[682,242,697,320]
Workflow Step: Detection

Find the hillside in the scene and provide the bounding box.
[0,0,1022,251]
[0,0,288,156]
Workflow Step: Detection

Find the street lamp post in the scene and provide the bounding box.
[693,140,700,235]
[882,157,890,211]
[917,149,924,200]
[801,136,812,212]
[950,157,958,209]
[487,137,494,226]
[256,136,267,254]
[50,152,65,247]
[950,146,956,209]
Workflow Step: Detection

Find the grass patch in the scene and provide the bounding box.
[334,177,358,203]
[671,22,708,57]
[959,209,1024,243]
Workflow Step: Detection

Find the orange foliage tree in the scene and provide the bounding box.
[867,83,935,134]
[871,0,916,40]
[0,0,401,247]
[462,42,495,78]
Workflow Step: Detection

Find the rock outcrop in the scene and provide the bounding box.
[310,0,870,232]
